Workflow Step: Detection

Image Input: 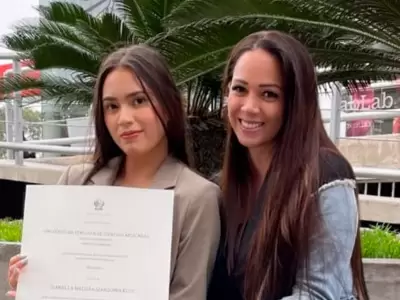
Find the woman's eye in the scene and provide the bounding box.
[232,85,246,94]
[263,91,279,99]
[133,97,148,106]
[104,103,118,111]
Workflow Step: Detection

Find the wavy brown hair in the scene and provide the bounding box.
[220,31,368,300]
[84,44,192,183]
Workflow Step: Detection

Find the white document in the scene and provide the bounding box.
[16,185,174,300]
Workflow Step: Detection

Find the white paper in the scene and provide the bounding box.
[16,185,174,300]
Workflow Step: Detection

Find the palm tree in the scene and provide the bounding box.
[165,0,400,89]
[0,1,219,106]
[0,0,226,175]
[2,0,400,174]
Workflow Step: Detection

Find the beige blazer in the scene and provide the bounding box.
[57,155,221,300]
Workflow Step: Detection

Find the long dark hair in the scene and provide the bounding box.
[84,44,192,183]
[221,31,368,300]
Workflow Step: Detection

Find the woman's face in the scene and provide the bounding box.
[227,49,284,150]
[101,67,167,157]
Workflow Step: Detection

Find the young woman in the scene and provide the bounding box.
[7,44,221,300]
[208,31,369,300]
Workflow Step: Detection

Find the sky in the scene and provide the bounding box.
[0,0,39,63]
[0,0,39,110]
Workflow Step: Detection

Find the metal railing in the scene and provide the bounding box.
[1,53,24,165]
[357,179,399,198]
[0,53,400,183]
[0,141,87,155]
[354,167,400,181]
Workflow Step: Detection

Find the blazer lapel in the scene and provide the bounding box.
[89,156,122,185]
[150,156,183,189]
[88,155,183,189]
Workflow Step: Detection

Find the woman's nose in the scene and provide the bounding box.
[240,96,260,114]
[118,105,135,125]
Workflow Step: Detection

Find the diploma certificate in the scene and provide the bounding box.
[16,185,174,300]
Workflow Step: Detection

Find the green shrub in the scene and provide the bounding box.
[0,219,399,259]
[0,219,22,242]
[361,225,400,259]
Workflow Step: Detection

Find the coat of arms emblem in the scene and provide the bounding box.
[94,199,105,211]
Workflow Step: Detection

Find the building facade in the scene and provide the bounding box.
[341,80,400,136]
[39,0,114,15]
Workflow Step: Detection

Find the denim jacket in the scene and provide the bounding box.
[280,179,358,300]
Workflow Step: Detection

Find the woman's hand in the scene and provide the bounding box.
[6,254,28,297]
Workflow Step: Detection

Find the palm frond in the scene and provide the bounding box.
[161,0,400,87]
[0,72,94,108]
[318,69,400,89]
[183,72,223,117]
[283,0,400,45]
[114,0,189,42]
[3,0,400,113]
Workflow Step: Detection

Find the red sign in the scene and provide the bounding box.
[346,86,374,136]
[394,78,400,133]
[0,60,40,100]
[393,117,400,133]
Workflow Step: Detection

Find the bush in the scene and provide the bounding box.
[0,219,22,242]
[0,220,399,259]
[361,225,400,259]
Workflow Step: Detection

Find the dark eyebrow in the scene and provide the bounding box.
[102,91,145,102]
[232,79,248,86]
[232,79,281,90]
[259,83,282,90]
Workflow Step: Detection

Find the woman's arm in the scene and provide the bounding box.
[281,181,359,300]
[169,183,221,300]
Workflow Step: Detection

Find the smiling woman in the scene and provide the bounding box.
[227,48,284,160]
[6,44,221,300]
[208,30,369,300]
